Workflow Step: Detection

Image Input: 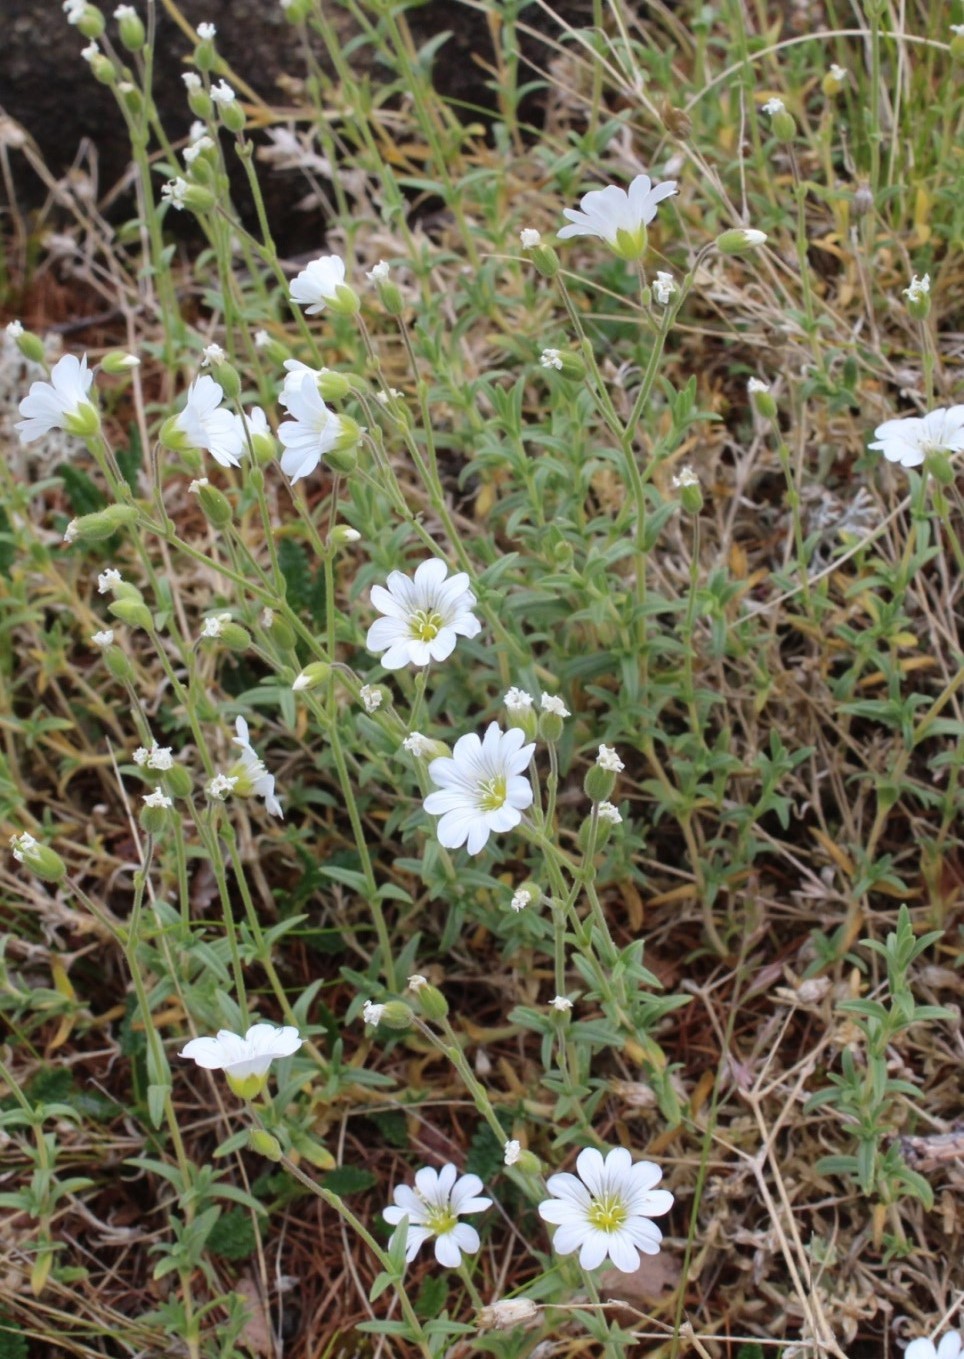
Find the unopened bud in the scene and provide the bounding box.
[109,597,153,630]
[216,622,251,652]
[104,646,135,681]
[716,228,768,255]
[316,369,352,401]
[379,1001,415,1030]
[70,504,138,541]
[101,350,140,374]
[410,981,448,1022]
[10,834,67,883]
[748,378,777,420]
[196,482,233,527]
[218,99,246,134]
[292,661,331,692]
[249,1129,283,1161]
[925,450,955,486]
[477,1298,540,1332]
[584,763,617,802]
[14,330,47,364]
[529,243,560,278]
[162,764,194,800]
[115,7,146,50]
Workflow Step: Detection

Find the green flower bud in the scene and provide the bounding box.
[584,763,616,803]
[101,350,140,375]
[375,279,404,316]
[925,450,955,486]
[951,28,964,62]
[770,108,797,142]
[89,52,118,84]
[530,243,560,278]
[14,330,47,364]
[249,1129,283,1161]
[514,1149,542,1175]
[105,646,135,682]
[540,348,585,382]
[408,975,448,1021]
[263,611,296,651]
[218,99,246,134]
[10,834,67,883]
[673,467,703,514]
[193,481,232,527]
[139,793,174,834]
[903,275,931,322]
[187,88,213,120]
[280,0,311,19]
[113,580,144,603]
[116,81,143,117]
[217,623,252,652]
[76,5,106,39]
[715,228,768,255]
[330,525,362,548]
[821,64,848,97]
[116,8,146,50]
[180,183,217,213]
[379,1001,415,1030]
[288,1130,336,1170]
[317,369,352,401]
[69,504,137,541]
[538,709,565,743]
[748,379,777,420]
[109,597,154,630]
[208,360,240,401]
[162,764,194,800]
[194,41,217,73]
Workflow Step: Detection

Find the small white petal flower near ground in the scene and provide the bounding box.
[81,40,99,62]
[359,684,382,713]
[504,687,534,713]
[504,1139,521,1166]
[289,254,347,314]
[11,831,39,862]
[201,342,225,365]
[597,745,625,772]
[868,405,964,469]
[277,372,346,482]
[97,568,122,594]
[201,612,232,639]
[557,173,678,258]
[540,349,563,370]
[230,716,283,818]
[597,801,623,825]
[6,320,24,338]
[510,888,531,912]
[175,375,244,467]
[209,80,235,106]
[16,353,96,443]
[196,21,216,39]
[906,1334,963,1359]
[538,1146,674,1273]
[828,63,848,82]
[366,260,390,282]
[540,694,570,717]
[407,974,428,991]
[423,723,535,855]
[133,742,174,771]
[161,178,189,210]
[366,558,481,670]
[403,732,432,758]
[143,789,173,810]
[180,1022,302,1098]
[91,629,114,649]
[207,773,237,800]
[672,466,698,489]
[652,271,677,305]
[520,228,541,248]
[362,1000,385,1026]
[550,995,573,1012]
[64,520,79,544]
[762,97,785,115]
[183,71,202,90]
[747,377,770,395]
[904,274,930,304]
[383,1164,492,1267]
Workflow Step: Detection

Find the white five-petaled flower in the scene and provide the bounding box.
[383,1164,492,1267]
[424,724,535,855]
[91,629,114,649]
[366,260,390,282]
[367,558,481,670]
[289,254,348,314]
[209,80,235,106]
[905,1335,963,1359]
[520,228,541,249]
[403,732,432,757]
[207,772,237,800]
[868,405,964,469]
[904,274,930,303]
[597,745,624,772]
[747,377,770,395]
[652,271,677,305]
[174,374,244,467]
[180,1022,301,1098]
[538,1146,674,1273]
[16,353,97,443]
[360,684,382,713]
[510,888,531,912]
[672,466,698,489]
[97,567,122,594]
[597,801,622,825]
[133,742,174,771]
[277,372,346,482]
[201,612,232,639]
[143,789,172,809]
[162,178,189,210]
[540,349,563,370]
[762,97,786,115]
[196,21,216,39]
[550,995,573,1012]
[230,715,283,818]
[504,687,534,713]
[540,694,570,718]
[558,173,678,260]
[504,1139,521,1166]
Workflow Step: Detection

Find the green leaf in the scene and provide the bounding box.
[321,1166,377,1196]
[414,1275,448,1319]
[205,1207,258,1261]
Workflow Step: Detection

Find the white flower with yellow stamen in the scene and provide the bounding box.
[367,559,481,670]
[383,1164,492,1267]
[538,1147,673,1273]
[423,723,534,855]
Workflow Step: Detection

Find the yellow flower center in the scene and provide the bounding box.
[587,1194,627,1234]
[478,775,507,812]
[424,1204,457,1236]
[410,608,443,642]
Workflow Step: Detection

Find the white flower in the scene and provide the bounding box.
[904,274,930,303]
[277,373,346,482]
[540,694,569,717]
[906,1335,963,1359]
[538,1146,674,1273]
[188,477,209,493]
[597,801,622,825]
[652,271,677,305]
[134,742,174,771]
[254,328,271,349]
[953,24,964,36]
[289,255,347,314]
[366,260,390,282]
[360,684,382,713]
[180,1022,302,1098]
[16,353,96,443]
[201,343,225,365]
[362,1000,385,1026]
[63,0,86,22]
[143,789,172,809]
[868,406,964,469]
[504,687,534,713]
[183,72,202,90]
[504,1139,521,1166]
[196,21,216,39]
[375,388,402,404]
[739,229,767,246]
[367,558,481,670]
[557,173,678,257]
[520,228,541,249]
[114,5,136,19]
[510,888,531,912]
[201,612,232,639]
[383,1164,492,1267]
[174,375,244,467]
[64,520,79,544]
[81,40,100,61]
[11,831,39,862]
[829,63,848,82]
[209,80,235,106]
[207,773,238,800]
[597,745,624,772]
[231,715,283,818]
[260,607,274,628]
[672,466,698,489]
[424,723,535,854]
[161,178,189,210]
[6,320,24,338]
[97,567,122,594]
[403,732,432,757]
[550,995,573,1012]
[540,349,564,371]
[232,404,271,453]
[91,629,114,648]
[407,974,428,991]
[747,377,770,395]
[762,97,785,115]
